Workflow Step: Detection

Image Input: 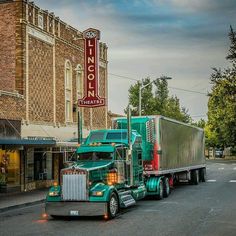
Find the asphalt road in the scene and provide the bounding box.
[1,159,236,236]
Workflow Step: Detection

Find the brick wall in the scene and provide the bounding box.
[0,2,16,91]
[0,1,26,121]
[0,95,25,120]
[0,0,109,134]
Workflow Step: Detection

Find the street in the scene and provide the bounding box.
[1,159,236,236]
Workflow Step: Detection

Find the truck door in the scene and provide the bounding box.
[115,147,127,184]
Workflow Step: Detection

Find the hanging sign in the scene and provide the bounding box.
[78,28,105,108]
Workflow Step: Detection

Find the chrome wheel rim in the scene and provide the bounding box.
[110,196,118,216]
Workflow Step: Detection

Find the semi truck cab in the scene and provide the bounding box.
[45,129,147,219]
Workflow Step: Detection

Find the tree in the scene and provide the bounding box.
[127,77,155,115]
[226,25,236,62]
[191,118,206,129]
[207,26,236,147]
[126,77,191,123]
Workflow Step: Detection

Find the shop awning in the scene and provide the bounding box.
[0,138,56,147]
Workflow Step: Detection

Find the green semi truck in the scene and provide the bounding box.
[45,115,206,219]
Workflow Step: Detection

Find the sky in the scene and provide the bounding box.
[35,0,236,121]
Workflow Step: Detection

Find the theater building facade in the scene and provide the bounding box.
[0,0,108,192]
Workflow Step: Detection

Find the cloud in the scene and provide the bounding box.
[34,0,234,120]
[153,0,236,14]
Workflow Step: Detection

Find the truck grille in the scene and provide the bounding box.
[62,171,88,201]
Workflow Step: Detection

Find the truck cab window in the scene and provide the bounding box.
[78,152,113,161]
[115,148,126,160]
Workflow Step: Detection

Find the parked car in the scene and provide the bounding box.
[215,149,223,158]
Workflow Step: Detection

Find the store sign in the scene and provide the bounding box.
[78,28,105,108]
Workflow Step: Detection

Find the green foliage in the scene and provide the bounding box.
[191,119,206,129]
[207,26,236,147]
[226,25,236,62]
[126,77,191,123]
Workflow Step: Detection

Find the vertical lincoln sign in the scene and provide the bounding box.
[78,28,105,108]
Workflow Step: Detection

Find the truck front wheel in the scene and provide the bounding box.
[107,193,119,219]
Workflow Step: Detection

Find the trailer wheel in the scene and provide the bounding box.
[157,180,164,200]
[163,177,170,198]
[199,168,206,182]
[107,192,119,219]
[191,170,199,185]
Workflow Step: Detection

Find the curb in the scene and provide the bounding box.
[0,199,45,213]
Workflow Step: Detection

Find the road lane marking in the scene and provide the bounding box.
[229,180,236,183]
[207,180,216,182]
[218,167,224,170]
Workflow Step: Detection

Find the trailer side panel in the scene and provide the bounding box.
[158,117,205,171]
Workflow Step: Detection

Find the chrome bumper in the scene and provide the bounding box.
[45,201,107,217]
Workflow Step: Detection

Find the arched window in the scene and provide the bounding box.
[76,64,83,99]
[65,60,72,122]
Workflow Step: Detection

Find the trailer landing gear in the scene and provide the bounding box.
[190,169,199,185]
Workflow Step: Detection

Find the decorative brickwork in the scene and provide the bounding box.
[28,36,54,122]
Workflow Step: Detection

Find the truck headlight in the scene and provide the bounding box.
[91,191,104,197]
[49,191,60,197]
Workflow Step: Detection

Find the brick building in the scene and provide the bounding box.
[0,0,108,192]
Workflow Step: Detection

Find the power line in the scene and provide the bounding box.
[109,73,208,95]
[109,73,138,81]
[191,114,208,118]
[169,86,207,95]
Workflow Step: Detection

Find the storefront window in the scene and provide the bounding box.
[0,149,20,187]
[26,148,53,181]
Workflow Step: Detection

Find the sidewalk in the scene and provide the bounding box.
[0,188,48,213]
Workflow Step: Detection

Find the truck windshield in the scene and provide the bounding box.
[78,152,113,161]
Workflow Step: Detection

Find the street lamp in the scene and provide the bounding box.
[138,76,172,116]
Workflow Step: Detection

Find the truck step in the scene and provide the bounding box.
[119,193,136,208]
[118,190,132,197]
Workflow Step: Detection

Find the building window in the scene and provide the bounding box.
[65,60,72,122]
[38,14,44,29]
[76,64,83,99]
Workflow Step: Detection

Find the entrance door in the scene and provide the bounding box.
[34,151,46,180]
